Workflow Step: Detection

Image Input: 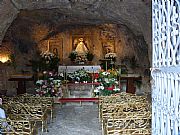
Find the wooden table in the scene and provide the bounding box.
[8,74,33,95]
[120,75,142,94]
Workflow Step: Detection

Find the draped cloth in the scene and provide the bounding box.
[75,41,88,55]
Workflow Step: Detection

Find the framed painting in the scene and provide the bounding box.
[102,40,115,55]
[48,39,63,63]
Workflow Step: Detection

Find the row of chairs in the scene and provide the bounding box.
[99,92,151,135]
[0,93,54,135]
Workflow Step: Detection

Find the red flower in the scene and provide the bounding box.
[94,73,99,79]
[105,85,115,91]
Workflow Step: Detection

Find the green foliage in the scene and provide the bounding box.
[96,69,120,96]
[86,52,94,61]
[30,51,60,72]
[101,90,118,96]
[68,51,77,61]
[67,69,91,82]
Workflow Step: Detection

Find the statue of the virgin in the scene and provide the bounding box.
[75,38,88,55]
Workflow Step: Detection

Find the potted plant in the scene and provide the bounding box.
[68,51,77,61]
[86,52,94,61]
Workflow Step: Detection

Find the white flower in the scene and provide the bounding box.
[99,86,104,90]
[58,72,64,77]
[36,80,44,85]
[53,80,61,87]
[115,81,119,84]
[113,88,120,91]
[102,72,110,76]
[40,51,55,60]
[94,88,99,93]
[104,79,109,83]
[105,53,117,58]
[95,85,104,91]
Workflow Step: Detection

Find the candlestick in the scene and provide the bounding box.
[65,66,67,80]
[47,40,49,51]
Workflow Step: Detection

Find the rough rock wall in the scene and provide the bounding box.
[0,0,19,44]
[3,22,149,74]
[0,0,151,52]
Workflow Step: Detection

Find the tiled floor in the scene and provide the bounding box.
[43,103,102,135]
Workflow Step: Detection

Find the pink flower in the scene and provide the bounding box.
[42,85,47,88]
[49,71,53,76]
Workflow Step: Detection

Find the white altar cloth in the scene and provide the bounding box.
[58,65,101,73]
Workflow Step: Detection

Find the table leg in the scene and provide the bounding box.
[126,78,136,94]
[17,81,26,95]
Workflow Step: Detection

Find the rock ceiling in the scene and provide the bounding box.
[0,0,151,46]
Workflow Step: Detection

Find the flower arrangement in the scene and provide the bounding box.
[35,71,62,97]
[76,55,87,64]
[40,51,55,63]
[67,69,91,82]
[30,51,59,72]
[99,68,118,79]
[68,51,78,61]
[86,51,94,61]
[105,52,117,59]
[69,50,94,64]
[94,68,120,96]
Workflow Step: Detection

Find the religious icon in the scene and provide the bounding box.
[48,39,63,63]
[75,38,88,55]
[102,40,115,55]
[52,48,58,57]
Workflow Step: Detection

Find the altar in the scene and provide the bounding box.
[58,65,101,73]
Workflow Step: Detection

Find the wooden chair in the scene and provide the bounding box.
[104,112,151,135]
[6,101,48,133]
[0,118,36,135]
